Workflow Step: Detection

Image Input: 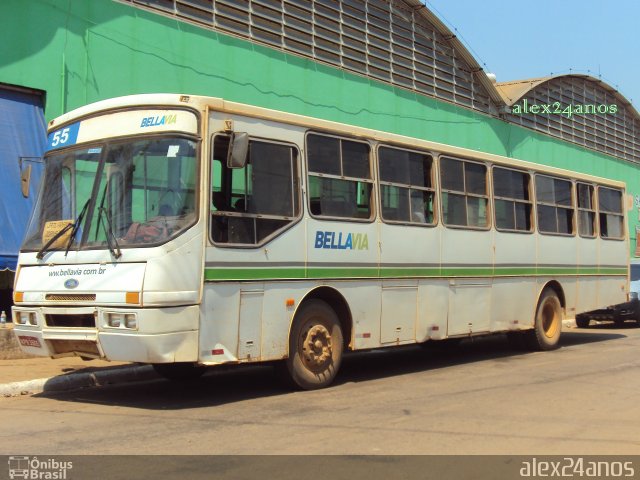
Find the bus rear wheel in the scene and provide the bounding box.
[285,299,343,390]
[526,289,562,351]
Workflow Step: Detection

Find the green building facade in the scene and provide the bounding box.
[1,0,639,253]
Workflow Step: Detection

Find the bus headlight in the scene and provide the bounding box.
[124,314,137,329]
[107,313,124,328]
[106,312,137,329]
[16,311,36,326]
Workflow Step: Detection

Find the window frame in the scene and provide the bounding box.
[576,182,597,239]
[597,185,625,241]
[534,173,576,237]
[491,165,534,234]
[438,155,491,231]
[376,143,437,227]
[305,131,375,223]
[209,132,303,248]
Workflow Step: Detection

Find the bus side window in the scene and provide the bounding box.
[378,145,435,225]
[535,174,574,236]
[440,157,489,229]
[598,186,624,240]
[210,134,300,245]
[307,133,373,220]
[577,182,596,238]
[493,167,533,233]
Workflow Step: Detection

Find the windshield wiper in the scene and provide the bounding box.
[64,199,91,257]
[36,199,91,260]
[94,176,121,259]
[97,206,122,259]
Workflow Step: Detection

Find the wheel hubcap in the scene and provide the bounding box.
[301,324,332,369]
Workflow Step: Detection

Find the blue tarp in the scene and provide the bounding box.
[0,88,46,271]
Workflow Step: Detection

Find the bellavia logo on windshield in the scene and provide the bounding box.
[140,114,177,128]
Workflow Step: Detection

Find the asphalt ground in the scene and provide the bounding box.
[1,321,639,456]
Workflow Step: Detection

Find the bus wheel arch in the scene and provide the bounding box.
[295,286,353,352]
[540,280,566,312]
[282,287,352,390]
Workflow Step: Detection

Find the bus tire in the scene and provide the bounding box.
[285,299,343,390]
[153,362,206,381]
[525,289,562,351]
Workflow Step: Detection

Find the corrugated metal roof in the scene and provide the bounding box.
[402,0,504,106]
[496,74,640,120]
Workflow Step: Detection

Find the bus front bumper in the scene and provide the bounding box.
[11,305,199,363]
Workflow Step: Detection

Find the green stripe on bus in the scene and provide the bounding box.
[598,267,628,275]
[204,266,627,281]
[307,268,380,279]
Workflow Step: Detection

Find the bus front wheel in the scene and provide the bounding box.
[526,289,562,351]
[285,299,343,390]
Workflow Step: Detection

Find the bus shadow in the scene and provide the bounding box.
[561,327,633,346]
[337,329,627,385]
[37,329,628,410]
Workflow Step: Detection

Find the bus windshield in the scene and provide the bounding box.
[23,135,198,253]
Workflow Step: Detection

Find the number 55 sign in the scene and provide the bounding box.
[47,122,80,150]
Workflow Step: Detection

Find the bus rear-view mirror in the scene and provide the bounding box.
[227,132,249,169]
[20,164,32,198]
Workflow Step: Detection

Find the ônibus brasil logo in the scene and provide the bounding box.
[8,456,73,480]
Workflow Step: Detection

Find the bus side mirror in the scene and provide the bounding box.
[19,156,44,198]
[227,132,249,169]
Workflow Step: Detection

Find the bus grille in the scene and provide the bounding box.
[45,293,96,301]
[45,314,96,328]
[48,340,100,357]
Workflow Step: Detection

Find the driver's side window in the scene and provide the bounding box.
[210,134,300,245]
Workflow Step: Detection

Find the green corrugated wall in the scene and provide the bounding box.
[1,0,638,252]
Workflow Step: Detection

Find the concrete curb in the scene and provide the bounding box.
[0,364,159,397]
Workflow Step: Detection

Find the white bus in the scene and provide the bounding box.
[12,94,629,389]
